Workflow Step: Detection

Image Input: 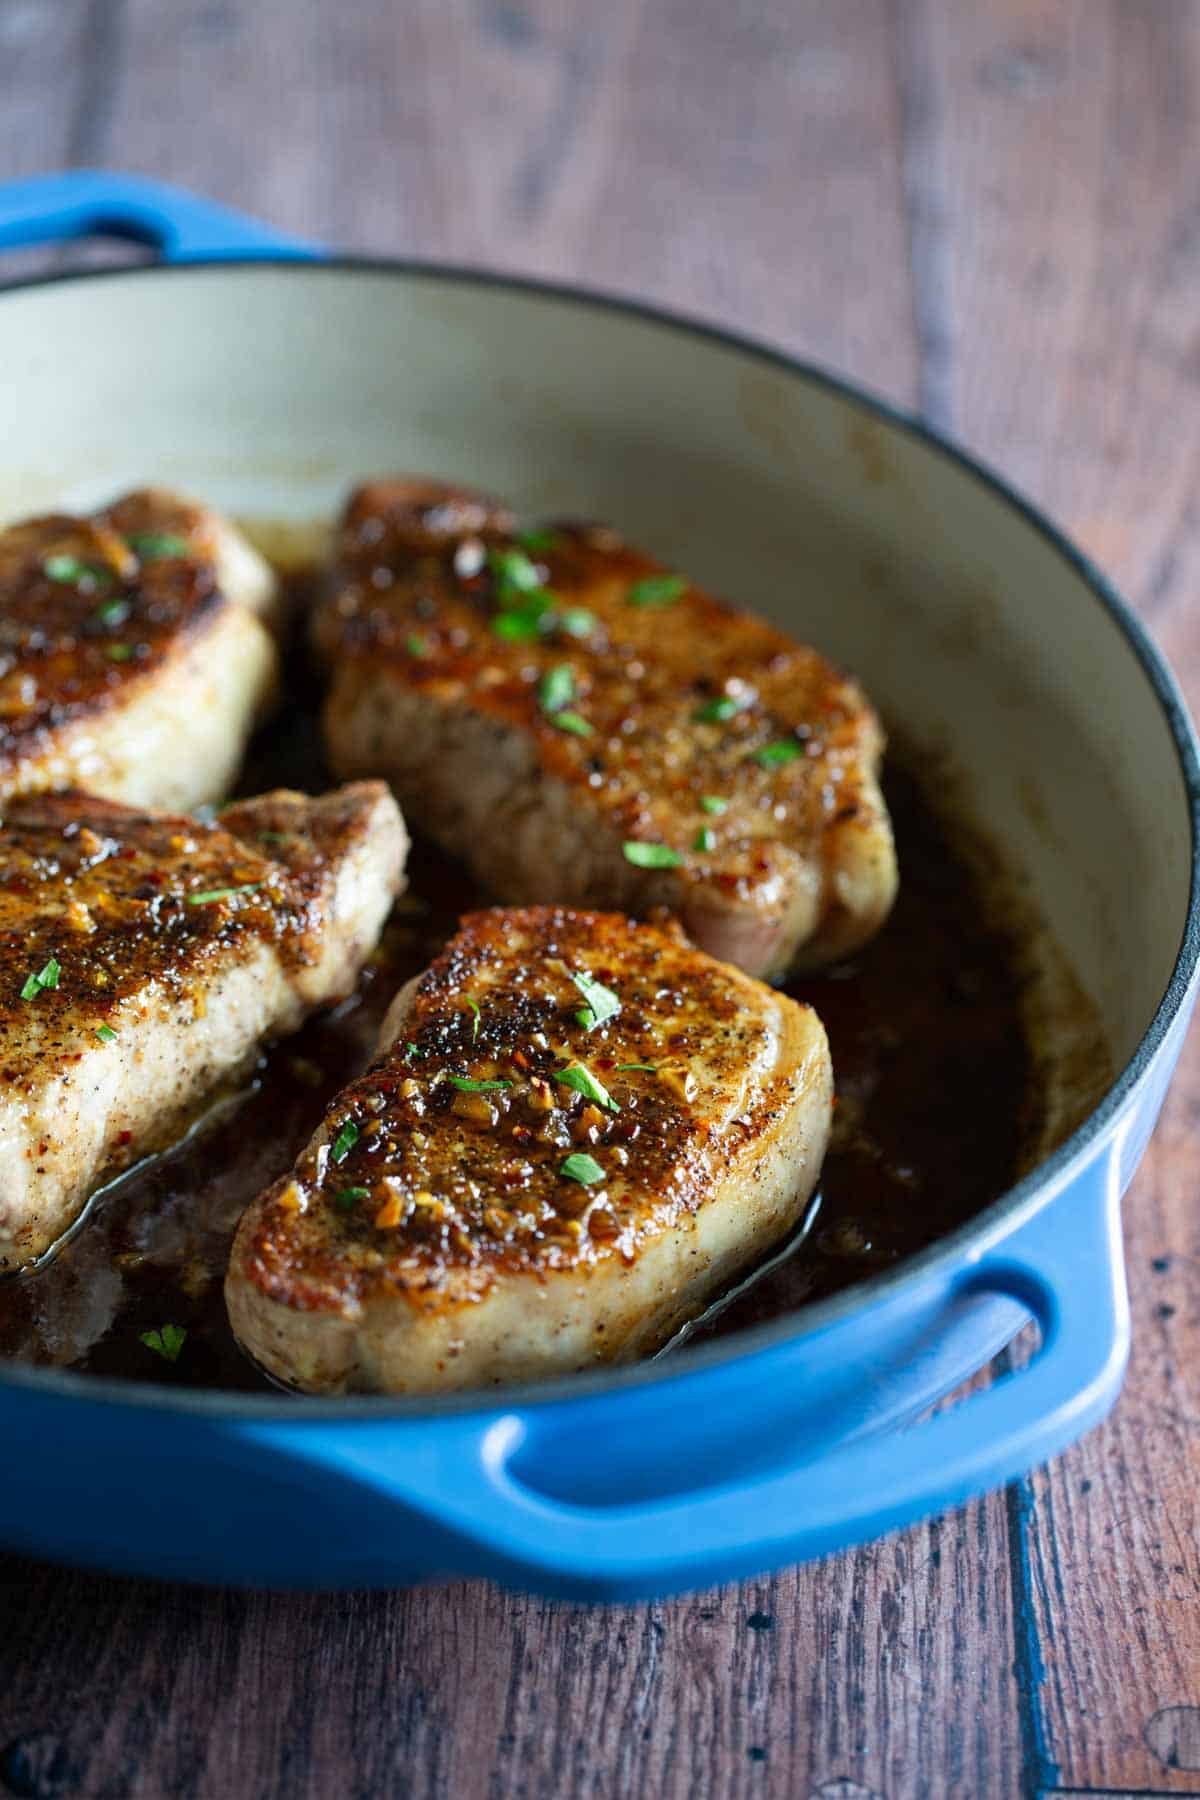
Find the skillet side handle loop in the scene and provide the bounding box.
[0,171,321,264]
[252,1155,1129,1599]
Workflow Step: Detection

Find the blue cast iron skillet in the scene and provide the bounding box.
[0,174,1196,1601]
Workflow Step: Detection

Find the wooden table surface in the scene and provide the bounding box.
[2,3,1199,1796]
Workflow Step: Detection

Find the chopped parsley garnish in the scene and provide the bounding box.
[129,532,190,559]
[623,841,684,869]
[571,968,621,1031]
[553,709,593,737]
[700,795,728,815]
[756,739,802,767]
[105,643,135,662]
[557,608,596,638]
[330,1120,360,1163]
[628,573,687,607]
[617,1063,657,1072]
[95,1024,118,1043]
[257,831,289,845]
[538,666,591,734]
[488,546,543,599]
[336,1186,370,1210]
[560,1152,605,1186]
[93,597,131,628]
[43,554,111,589]
[21,957,60,1001]
[694,826,716,852]
[538,664,576,714]
[514,528,561,553]
[186,883,261,906]
[465,998,482,1041]
[446,1075,513,1093]
[492,603,549,642]
[140,1324,186,1363]
[403,1041,421,1062]
[693,692,749,723]
[406,633,430,658]
[555,1062,619,1113]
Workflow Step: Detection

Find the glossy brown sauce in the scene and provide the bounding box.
[0,586,1036,1391]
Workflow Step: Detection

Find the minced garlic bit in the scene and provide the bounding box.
[374,1192,405,1229]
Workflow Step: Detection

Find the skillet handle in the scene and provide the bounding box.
[0,170,320,263]
[250,1157,1129,1598]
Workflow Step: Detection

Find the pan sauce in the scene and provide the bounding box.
[0,599,1039,1393]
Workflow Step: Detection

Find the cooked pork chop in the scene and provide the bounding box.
[227,905,832,1394]
[0,489,280,810]
[0,782,407,1269]
[317,477,897,979]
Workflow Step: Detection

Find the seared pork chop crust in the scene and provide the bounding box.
[227,905,832,1394]
[317,477,897,978]
[0,490,279,809]
[0,782,407,1268]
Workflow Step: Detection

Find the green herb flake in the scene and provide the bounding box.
[628,573,687,608]
[488,546,543,599]
[446,1074,513,1093]
[43,554,112,589]
[693,692,749,723]
[105,643,136,662]
[617,1063,658,1073]
[257,831,290,845]
[22,956,61,999]
[140,1324,186,1363]
[95,1024,118,1043]
[700,795,729,815]
[555,1063,619,1113]
[491,604,548,642]
[336,1186,370,1211]
[465,998,482,1041]
[622,841,685,869]
[406,633,430,658]
[538,664,575,714]
[571,968,621,1031]
[557,608,596,639]
[694,826,716,852]
[553,709,593,738]
[94,597,131,629]
[129,532,191,559]
[331,1120,360,1164]
[560,1152,605,1186]
[756,739,802,767]
[403,1041,421,1062]
[186,882,261,907]
[514,528,561,553]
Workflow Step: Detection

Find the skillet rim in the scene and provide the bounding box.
[0,253,1197,1423]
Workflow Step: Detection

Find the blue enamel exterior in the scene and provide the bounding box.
[0,170,319,262]
[0,172,1196,1600]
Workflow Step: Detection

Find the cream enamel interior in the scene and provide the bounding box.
[0,263,1189,1098]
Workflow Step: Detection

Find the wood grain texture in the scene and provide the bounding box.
[0,2,1198,1797]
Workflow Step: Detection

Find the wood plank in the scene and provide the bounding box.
[0,0,101,280]
[0,0,98,179]
[912,1,1200,1792]
[99,0,921,403]
[0,1521,1025,1800]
